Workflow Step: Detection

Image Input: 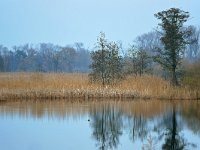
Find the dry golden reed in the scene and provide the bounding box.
[0,73,199,100]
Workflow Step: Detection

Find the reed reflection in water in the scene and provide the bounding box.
[0,100,200,150]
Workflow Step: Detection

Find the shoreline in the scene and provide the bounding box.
[0,90,199,101]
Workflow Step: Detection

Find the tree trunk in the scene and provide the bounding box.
[171,69,178,86]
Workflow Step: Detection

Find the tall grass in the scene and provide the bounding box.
[0,73,199,100]
[182,60,200,91]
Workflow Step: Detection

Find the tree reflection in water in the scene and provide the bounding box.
[154,103,196,150]
[0,100,199,150]
[89,102,150,150]
[161,105,187,150]
[127,114,148,142]
[89,102,198,150]
[90,103,123,150]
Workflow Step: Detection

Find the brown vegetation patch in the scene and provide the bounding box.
[0,73,199,100]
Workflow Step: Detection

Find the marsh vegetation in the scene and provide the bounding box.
[0,73,199,100]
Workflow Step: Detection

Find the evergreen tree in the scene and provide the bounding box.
[154,8,191,85]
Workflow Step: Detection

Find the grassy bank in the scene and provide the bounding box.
[0,73,199,100]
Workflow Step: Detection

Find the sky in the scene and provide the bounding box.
[0,0,199,49]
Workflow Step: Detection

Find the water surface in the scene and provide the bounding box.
[0,100,200,150]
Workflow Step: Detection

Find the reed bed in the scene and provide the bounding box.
[0,73,199,100]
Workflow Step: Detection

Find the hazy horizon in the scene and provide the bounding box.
[0,0,199,49]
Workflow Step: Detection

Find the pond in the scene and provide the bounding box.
[0,100,200,150]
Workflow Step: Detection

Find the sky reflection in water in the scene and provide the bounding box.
[0,100,200,150]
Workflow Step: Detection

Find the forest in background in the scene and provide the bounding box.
[0,43,91,73]
[0,25,199,74]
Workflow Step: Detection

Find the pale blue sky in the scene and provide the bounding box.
[0,0,199,49]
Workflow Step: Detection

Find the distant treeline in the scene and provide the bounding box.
[0,26,199,73]
[0,43,91,72]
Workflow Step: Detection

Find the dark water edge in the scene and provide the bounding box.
[0,99,200,150]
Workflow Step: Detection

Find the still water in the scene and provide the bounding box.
[0,100,200,150]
